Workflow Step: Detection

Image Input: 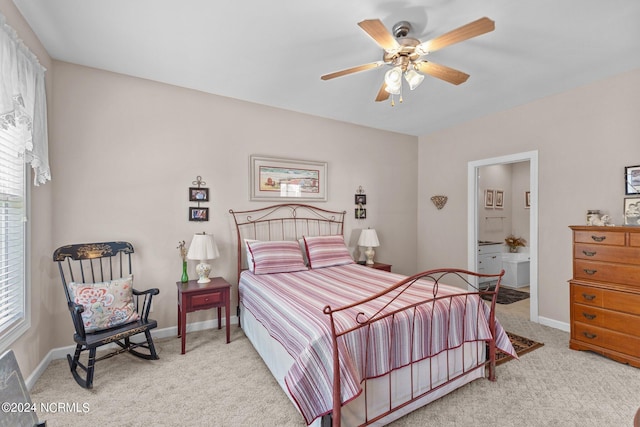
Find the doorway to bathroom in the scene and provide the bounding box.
[467,151,539,323]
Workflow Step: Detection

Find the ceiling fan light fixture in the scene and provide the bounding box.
[404,69,424,90]
[384,67,402,86]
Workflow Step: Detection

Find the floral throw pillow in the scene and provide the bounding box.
[67,275,140,333]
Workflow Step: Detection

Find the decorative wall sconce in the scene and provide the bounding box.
[355,186,367,219]
[430,195,448,210]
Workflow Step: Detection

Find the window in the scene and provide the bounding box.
[0,119,28,349]
[0,12,50,350]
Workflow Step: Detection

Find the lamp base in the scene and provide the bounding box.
[195,262,211,284]
[364,247,375,265]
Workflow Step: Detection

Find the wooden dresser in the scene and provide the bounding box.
[569,225,640,367]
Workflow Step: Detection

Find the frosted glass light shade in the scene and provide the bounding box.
[404,69,424,90]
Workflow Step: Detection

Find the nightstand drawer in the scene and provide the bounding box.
[191,292,222,309]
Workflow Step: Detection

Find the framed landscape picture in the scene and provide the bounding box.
[495,190,504,208]
[250,155,327,201]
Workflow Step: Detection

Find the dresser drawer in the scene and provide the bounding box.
[574,230,625,246]
[572,303,640,336]
[572,322,640,357]
[574,259,640,287]
[631,233,640,248]
[574,243,640,264]
[571,283,603,307]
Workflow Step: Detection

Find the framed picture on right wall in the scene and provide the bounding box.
[624,197,640,226]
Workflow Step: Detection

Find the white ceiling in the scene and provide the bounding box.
[12,0,640,136]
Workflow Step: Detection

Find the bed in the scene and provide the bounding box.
[229,204,515,427]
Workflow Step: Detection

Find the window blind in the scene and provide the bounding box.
[0,123,26,338]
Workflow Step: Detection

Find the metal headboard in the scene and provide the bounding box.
[229,203,347,280]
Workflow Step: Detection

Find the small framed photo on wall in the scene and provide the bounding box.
[189,207,209,222]
[484,189,494,208]
[494,190,504,208]
[189,187,209,202]
[355,194,367,205]
[355,208,367,219]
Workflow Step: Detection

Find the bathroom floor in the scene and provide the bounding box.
[496,286,530,319]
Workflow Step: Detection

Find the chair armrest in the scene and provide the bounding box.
[67,301,87,339]
[132,288,160,321]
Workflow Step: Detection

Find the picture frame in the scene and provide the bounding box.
[250,155,327,201]
[494,190,504,208]
[189,207,209,222]
[355,207,367,219]
[484,189,494,208]
[525,191,531,208]
[625,165,640,195]
[189,187,209,202]
[624,197,640,226]
[355,194,367,205]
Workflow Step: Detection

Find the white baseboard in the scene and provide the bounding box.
[25,315,238,391]
[538,316,570,332]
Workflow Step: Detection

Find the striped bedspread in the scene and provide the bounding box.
[239,264,516,425]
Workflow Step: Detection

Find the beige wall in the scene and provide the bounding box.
[0,0,54,382]
[48,61,419,350]
[418,67,640,325]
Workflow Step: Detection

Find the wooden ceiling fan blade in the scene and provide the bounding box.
[417,17,494,54]
[358,19,400,52]
[321,62,383,80]
[416,61,469,85]
[375,81,390,102]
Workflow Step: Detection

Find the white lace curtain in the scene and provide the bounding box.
[0,13,50,185]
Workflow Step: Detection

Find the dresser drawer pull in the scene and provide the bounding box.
[590,235,606,242]
[581,250,597,257]
[583,269,597,275]
[582,312,596,320]
[581,293,596,301]
[582,332,597,339]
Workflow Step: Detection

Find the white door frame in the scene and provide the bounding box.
[467,150,539,322]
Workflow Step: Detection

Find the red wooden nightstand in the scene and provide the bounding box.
[176,277,230,354]
[366,262,392,272]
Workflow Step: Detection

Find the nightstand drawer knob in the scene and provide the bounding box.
[582,312,596,320]
[582,293,596,301]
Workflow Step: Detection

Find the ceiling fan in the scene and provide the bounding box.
[321,17,495,105]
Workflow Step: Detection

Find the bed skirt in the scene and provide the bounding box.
[240,302,486,426]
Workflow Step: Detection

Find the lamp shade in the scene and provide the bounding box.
[358,229,380,248]
[187,233,219,261]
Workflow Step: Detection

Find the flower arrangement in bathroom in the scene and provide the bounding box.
[504,235,526,253]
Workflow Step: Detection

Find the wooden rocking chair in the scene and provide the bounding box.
[53,241,159,389]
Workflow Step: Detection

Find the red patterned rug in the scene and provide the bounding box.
[496,332,544,365]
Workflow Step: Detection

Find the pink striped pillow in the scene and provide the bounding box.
[303,235,354,269]
[246,240,308,275]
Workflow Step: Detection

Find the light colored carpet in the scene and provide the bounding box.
[30,313,640,427]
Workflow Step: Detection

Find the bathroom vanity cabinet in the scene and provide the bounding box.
[477,243,502,283]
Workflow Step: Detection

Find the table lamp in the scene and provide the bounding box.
[358,228,380,265]
[187,232,220,283]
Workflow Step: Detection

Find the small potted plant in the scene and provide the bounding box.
[504,235,526,253]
